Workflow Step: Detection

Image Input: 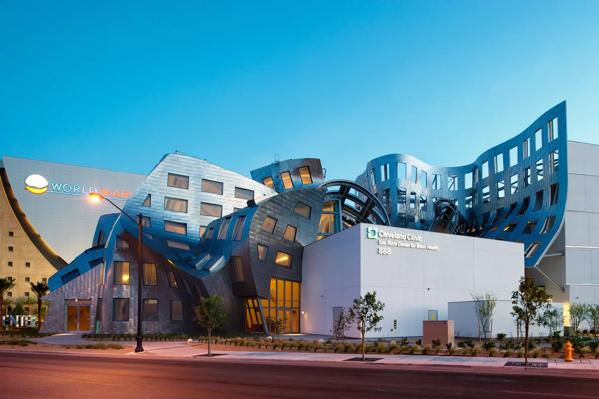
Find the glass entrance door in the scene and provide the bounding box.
[65,300,92,332]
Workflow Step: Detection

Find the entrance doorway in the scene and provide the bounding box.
[65,299,91,332]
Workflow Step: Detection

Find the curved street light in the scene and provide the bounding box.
[89,192,145,353]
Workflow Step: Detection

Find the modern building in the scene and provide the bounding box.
[0,156,144,315]
[35,101,599,337]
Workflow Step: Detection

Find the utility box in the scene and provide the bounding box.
[423,320,454,347]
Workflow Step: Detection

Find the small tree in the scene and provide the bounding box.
[267,317,286,338]
[472,293,496,342]
[195,296,227,357]
[0,277,15,321]
[349,291,385,361]
[30,281,49,330]
[333,307,352,342]
[540,307,563,337]
[586,305,599,341]
[511,277,551,366]
[569,303,588,334]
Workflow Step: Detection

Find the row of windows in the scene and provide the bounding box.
[144,194,244,219]
[261,166,313,190]
[202,215,247,241]
[261,216,298,243]
[113,262,180,288]
[165,173,255,200]
[112,298,183,321]
[255,243,292,267]
[5,261,31,268]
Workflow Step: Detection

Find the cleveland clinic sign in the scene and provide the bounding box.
[366,226,439,255]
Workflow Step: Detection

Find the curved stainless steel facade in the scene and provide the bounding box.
[356,102,568,268]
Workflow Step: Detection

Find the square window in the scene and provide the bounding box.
[257,244,268,261]
[143,263,157,285]
[283,225,297,242]
[167,173,189,189]
[25,262,31,268]
[275,251,292,268]
[7,261,13,267]
[171,300,183,321]
[281,171,293,189]
[24,292,29,297]
[164,220,187,235]
[164,197,188,213]
[234,187,254,201]
[200,202,222,218]
[293,202,311,219]
[143,299,158,321]
[298,166,313,185]
[8,247,13,252]
[201,179,223,195]
[25,277,30,282]
[113,298,129,321]
[262,176,275,189]
[8,231,13,237]
[261,216,277,233]
[167,271,178,288]
[113,262,130,285]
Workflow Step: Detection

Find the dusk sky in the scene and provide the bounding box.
[1,1,598,179]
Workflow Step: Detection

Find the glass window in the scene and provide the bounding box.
[217,217,231,239]
[262,176,274,189]
[420,170,427,188]
[524,167,531,187]
[167,240,190,250]
[540,216,555,234]
[281,171,293,189]
[200,202,222,218]
[482,161,489,179]
[231,256,244,282]
[206,226,215,239]
[510,173,518,195]
[232,216,246,240]
[298,166,313,184]
[550,183,559,205]
[523,138,530,159]
[201,179,223,195]
[536,159,544,181]
[257,244,268,261]
[165,220,187,235]
[482,186,490,204]
[142,194,151,207]
[550,150,559,173]
[447,175,458,191]
[234,187,254,200]
[523,220,538,234]
[397,162,406,180]
[113,262,130,285]
[293,201,311,219]
[409,192,416,209]
[199,225,208,238]
[495,153,504,173]
[464,172,473,190]
[171,300,183,321]
[525,242,541,258]
[432,174,441,190]
[534,190,544,210]
[113,298,129,321]
[497,180,505,199]
[261,216,277,233]
[164,197,188,213]
[275,251,292,267]
[167,173,189,189]
[167,270,178,288]
[509,147,518,167]
[143,263,157,286]
[380,164,389,181]
[535,129,543,151]
[143,299,158,321]
[548,118,558,141]
[283,225,297,242]
[411,166,417,183]
[141,216,151,228]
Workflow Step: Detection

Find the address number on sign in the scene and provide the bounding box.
[377,247,392,255]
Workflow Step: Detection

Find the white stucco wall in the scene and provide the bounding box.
[301,223,524,338]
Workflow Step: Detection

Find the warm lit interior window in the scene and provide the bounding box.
[280,171,293,189]
[142,299,158,321]
[298,166,313,184]
[164,197,188,213]
[167,173,189,189]
[113,262,130,285]
[200,202,223,218]
[201,179,223,195]
[262,176,274,189]
[275,251,292,267]
[143,263,157,285]
[283,225,297,242]
[164,220,187,235]
[167,271,178,288]
[261,216,277,233]
[257,244,268,261]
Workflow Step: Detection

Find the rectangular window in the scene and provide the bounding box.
[143,299,158,321]
[510,173,518,195]
[380,164,389,181]
[411,166,418,184]
[262,176,274,189]
[143,263,157,286]
[283,225,297,242]
[432,174,441,190]
[113,298,129,321]
[293,202,311,219]
[536,159,544,181]
[548,118,558,141]
[232,216,246,240]
[200,202,222,218]
[535,129,543,151]
[201,179,223,195]
[167,173,189,189]
[482,186,490,204]
[217,217,231,239]
[7,261,12,267]
[281,171,293,189]
[165,220,187,235]
[275,251,292,268]
[482,161,489,179]
[171,300,183,321]
[142,194,151,207]
[465,195,473,209]
[534,190,544,210]
[141,216,151,228]
[524,167,531,187]
[234,187,254,200]
[199,225,208,238]
[409,192,416,209]
[113,262,130,285]
[540,216,555,234]
[509,147,518,167]
[231,256,244,282]
[420,170,427,188]
[8,231,13,237]
[298,166,313,184]
[464,172,473,190]
[164,197,188,213]
[257,244,268,261]
[497,180,505,199]
[167,240,190,250]
[167,270,178,288]
[419,195,427,212]
[495,153,504,173]
[523,138,530,159]
[447,175,458,191]
[550,150,559,173]
[550,183,559,206]
[25,262,30,268]
[369,169,375,188]
[206,226,215,239]
[261,216,277,233]
[397,162,407,179]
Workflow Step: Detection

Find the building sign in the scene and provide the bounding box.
[24,174,132,200]
[366,227,439,255]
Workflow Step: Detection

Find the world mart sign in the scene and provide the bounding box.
[366,226,439,255]
[24,174,132,200]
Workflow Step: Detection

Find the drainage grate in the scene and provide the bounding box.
[505,361,547,368]
[344,357,382,362]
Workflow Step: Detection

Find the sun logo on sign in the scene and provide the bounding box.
[24,174,49,194]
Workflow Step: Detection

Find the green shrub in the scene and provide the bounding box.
[376,342,389,354]
[409,344,421,355]
[488,348,498,357]
[496,333,507,340]
[516,350,524,358]
[422,345,435,355]
[504,349,513,358]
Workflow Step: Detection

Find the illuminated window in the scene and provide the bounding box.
[283,225,297,242]
[261,216,277,233]
[113,298,129,321]
[231,256,244,282]
[262,177,274,189]
[281,171,293,189]
[143,263,157,286]
[167,271,178,288]
[164,220,187,235]
[262,278,300,334]
[217,217,231,239]
[299,166,313,184]
[275,251,292,267]
[171,300,183,321]
[113,262,130,285]
[232,216,246,240]
[167,173,189,189]
[257,244,268,261]
[142,299,158,321]
[164,197,188,213]
[293,201,311,219]
[234,187,254,200]
[201,179,223,195]
[199,225,207,238]
[200,202,222,217]
[142,194,151,207]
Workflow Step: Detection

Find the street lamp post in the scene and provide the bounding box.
[89,192,145,353]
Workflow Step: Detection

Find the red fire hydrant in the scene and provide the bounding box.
[564,340,573,362]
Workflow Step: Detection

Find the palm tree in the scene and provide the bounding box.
[30,281,49,329]
[0,277,15,321]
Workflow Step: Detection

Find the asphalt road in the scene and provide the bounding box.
[1,351,598,399]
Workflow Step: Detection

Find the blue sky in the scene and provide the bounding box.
[1,1,598,179]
